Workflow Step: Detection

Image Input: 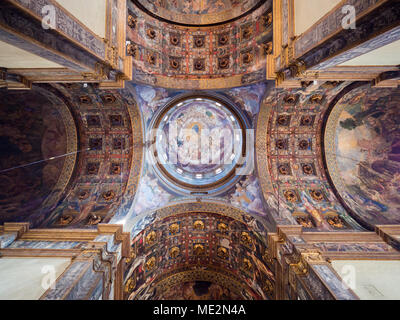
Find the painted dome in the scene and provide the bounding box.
[135,0,263,25]
[151,95,246,194]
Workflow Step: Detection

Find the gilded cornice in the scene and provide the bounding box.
[255,96,275,203]
[40,87,78,216]
[123,99,144,215]
[152,201,252,224]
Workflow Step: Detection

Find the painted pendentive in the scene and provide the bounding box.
[111,82,270,234]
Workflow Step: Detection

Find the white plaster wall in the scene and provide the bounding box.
[55,0,106,38]
[339,40,400,66]
[332,260,400,300]
[294,0,342,35]
[0,41,63,68]
[0,257,71,300]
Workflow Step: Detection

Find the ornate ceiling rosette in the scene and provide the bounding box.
[148,93,251,196]
[133,0,264,26]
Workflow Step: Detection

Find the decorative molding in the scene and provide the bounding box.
[267,226,400,299]
[1,224,128,300]
[0,0,131,88]
[274,0,400,86]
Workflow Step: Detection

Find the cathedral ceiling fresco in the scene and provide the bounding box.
[0,87,76,228]
[0,82,398,301]
[2,80,381,236]
[3,79,392,239]
[0,84,143,229]
[324,84,400,229]
[110,82,273,234]
[46,84,143,229]
[149,94,249,194]
[153,281,242,300]
[123,209,274,300]
[256,82,364,232]
[126,0,272,89]
[134,0,263,25]
[0,0,399,303]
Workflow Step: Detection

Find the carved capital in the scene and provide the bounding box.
[82,63,110,81]
[263,250,274,265]
[290,258,308,275]
[276,71,285,86]
[289,250,324,275]
[106,44,119,70]
[300,250,325,264]
[290,60,307,78]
